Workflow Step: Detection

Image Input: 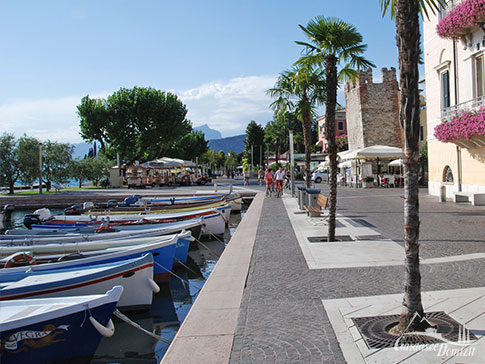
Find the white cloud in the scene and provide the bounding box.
[177,75,277,137]
[0,76,277,143]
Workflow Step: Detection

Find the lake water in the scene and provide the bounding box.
[3,207,245,363]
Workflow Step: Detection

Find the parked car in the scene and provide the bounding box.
[311,169,329,183]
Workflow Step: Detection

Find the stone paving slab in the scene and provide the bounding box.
[323,287,485,364]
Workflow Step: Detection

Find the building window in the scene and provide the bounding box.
[476,55,484,98]
[441,70,450,109]
[420,125,424,141]
[443,166,454,183]
[337,121,344,131]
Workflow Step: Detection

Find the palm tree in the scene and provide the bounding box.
[296,16,375,242]
[267,66,326,188]
[379,0,444,334]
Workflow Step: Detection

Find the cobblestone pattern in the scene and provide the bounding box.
[230,189,485,363]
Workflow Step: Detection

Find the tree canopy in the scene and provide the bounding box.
[244,121,265,167]
[78,86,196,162]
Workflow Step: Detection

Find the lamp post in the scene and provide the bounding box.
[38,142,43,194]
[289,130,295,197]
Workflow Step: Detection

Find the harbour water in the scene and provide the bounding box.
[3,206,244,364]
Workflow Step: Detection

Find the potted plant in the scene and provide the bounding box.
[362,176,374,188]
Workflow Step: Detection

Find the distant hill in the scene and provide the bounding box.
[194,124,222,140]
[208,134,245,154]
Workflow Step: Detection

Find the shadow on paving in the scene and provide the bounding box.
[230,195,485,364]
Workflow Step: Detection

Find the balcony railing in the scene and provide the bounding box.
[441,95,485,121]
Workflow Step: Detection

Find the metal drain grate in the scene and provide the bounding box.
[352,311,477,349]
[348,219,376,228]
[307,235,353,243]
[354,235,385,241]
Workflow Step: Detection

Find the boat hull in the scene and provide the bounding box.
[0,287,121,364]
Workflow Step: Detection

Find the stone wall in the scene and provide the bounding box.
[345,68,402,150]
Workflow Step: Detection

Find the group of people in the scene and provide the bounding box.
[259,166,287,197]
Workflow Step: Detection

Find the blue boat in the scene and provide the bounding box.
[174,235,191,265]
[0,232,191,284]
[0,286,123,364]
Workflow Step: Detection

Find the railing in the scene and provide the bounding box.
[441,95,485,121]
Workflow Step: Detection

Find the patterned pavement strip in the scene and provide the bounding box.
[229,191,485,364]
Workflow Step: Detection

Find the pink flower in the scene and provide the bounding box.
[434,107,485,142]
[436,0,485,39]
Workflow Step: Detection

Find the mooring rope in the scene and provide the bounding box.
[113,309,172,345]
[192,236,221,258]
[174,257,204,278]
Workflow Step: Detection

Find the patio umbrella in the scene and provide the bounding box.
[340,145,403,160]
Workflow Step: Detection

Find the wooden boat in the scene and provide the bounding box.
[134,193,228,206]
[3,218,203,242]
[0,254,157,312]
[0,286,123,364]
[28,205,230,237]
[0,232,190,283]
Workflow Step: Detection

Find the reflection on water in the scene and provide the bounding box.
[90,210,244,364]
[2,206,244,363]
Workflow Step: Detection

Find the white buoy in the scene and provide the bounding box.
[89,316,115,337]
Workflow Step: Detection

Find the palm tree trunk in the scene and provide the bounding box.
[302,114,312,188]
[302,95,312,188]
[391,0,427,334]
[325,55,338,242]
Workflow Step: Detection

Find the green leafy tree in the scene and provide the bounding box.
[78,96,109,152]
[244,121,265,167]
[268,66,326,188]
[42,141,73,191]
[297,16,374,239]
[0,133,20,194]
[77,87,192,162]
[68,158,91,188]
[166,130,208,161]
[380,0,444,334]
[17,135,41,187]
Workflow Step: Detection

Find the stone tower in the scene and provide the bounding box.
[345,68,402,150]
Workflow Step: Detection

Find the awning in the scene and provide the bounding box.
[338,160,352,168]
[340,145,403,160]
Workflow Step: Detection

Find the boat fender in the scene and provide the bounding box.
[148,278,160,293]
[89,316,115,337]
[4,252,37,268]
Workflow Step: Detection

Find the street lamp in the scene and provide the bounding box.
[39,142,43,194]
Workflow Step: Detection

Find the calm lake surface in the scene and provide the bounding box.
[4,206,245,363]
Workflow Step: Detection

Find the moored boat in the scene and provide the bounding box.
[0,286,123,364]
[0,254,157,312]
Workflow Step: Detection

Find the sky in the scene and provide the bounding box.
[0,0,400,143]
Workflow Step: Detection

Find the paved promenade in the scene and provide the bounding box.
[163,183,485,363]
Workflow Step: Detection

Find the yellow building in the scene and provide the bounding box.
[423,0,485,200]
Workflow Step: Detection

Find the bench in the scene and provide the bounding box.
[213,178,234,193]
[304,194,329,217]
[453,192,485,206]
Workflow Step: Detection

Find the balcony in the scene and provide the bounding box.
[441,95,485,121]
[437,0,485,40]
[435,96,485,148]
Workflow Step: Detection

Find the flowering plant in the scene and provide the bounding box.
[436,0,485,39]
[336,133,348,152]
[434,107,485,142]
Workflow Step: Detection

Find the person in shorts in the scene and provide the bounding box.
[274,166,286,195]
[265,167,274,197]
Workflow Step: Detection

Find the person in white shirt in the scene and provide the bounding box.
[274,166,286,195]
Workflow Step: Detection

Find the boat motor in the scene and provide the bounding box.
[23,214,41,229]
[64,204,83,215]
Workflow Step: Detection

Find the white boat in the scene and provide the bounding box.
[0,254,157,312]
[0,286,123,364]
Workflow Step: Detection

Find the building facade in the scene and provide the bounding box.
[317,110,347,153]
[345,68,402,150]
[423,0,485,197]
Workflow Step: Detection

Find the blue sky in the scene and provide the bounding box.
[0,0,399,142]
